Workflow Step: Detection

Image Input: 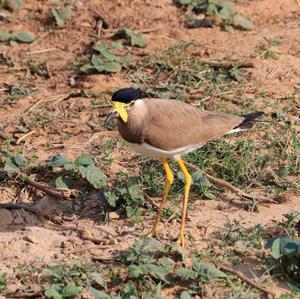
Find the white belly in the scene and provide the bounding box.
[126,141,204,161]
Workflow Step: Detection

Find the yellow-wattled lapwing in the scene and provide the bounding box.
[104,87,264,247]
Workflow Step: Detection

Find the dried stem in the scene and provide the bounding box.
[218,264,275,298]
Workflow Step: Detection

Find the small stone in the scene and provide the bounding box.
[109,212,120,220]
[0,209,14,226]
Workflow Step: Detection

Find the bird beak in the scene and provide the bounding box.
[112,102,129,123]
[104,111,119,128]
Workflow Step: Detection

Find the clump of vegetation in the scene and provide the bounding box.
[129,42,246,101]
[265,213,300,286]
[2,83,31,105]
[51,4,72,27]
[48,154,107,190]
[112,28,145,47]
[174,0,253,32]
[80,43,132,74]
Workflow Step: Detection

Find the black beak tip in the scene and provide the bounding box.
[104,112,118,128]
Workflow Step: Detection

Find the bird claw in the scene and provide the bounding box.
[176,234,185,248]
[145,230,160,240]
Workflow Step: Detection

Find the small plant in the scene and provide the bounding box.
[0,0,21,10]
[51,5,72,27]
[1,83,30,105]
[174,0,253,32]
[80,43,132,74]
[0,31,36,44]
[48,154,107,190]
[43,262,105,299]
[27,60,49,78]
[112,29,145,48]
[104,172,147,219]
[1,147,28,175]
[0,273,7,292]
[266,236,300,285]
[266,212,300,287]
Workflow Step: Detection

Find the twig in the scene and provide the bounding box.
[53,91,82,105]
[184,162,275,203]
[16,130,35,145]
[23,98,44,115]
[142,192,159,210]
[26,48,58,55]
[202,61,254,70]
[4,291,42,298]
[18,172,69,200]
[97,20,103,38]
[218,264,275,298]
[1,203,61,224]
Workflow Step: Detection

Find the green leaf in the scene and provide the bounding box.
[158,257,176,272]
[128,177,143,202]
[60,6,72,22]
[271,237,281,259]
[49,155,69,167]
[180,291,192,299]
[93,43,118,61]
[75,155,95,167]
[91,55,104,72]
[176,267,198,280]
[55,176,69,189]
[51,8,65,27]
[191,171,210,187]
[44,284,63,299]
[218,7,230,20]
[281,238,300,257]
[90,272,106,288]
[114,29,145,47]
[232,14,253,30]
[104,191,118,207]
[206,3,217,16]
[102,61,122,73]
[120,54,133,64]
[80,64,97,74]
[13,154,27,167]
[64,163,76,171]
[144,264,168,282]
[15,32,35,43]
[128,264,144,278]
[90,287,110,299]
[224,24,234,33]
[229,66,244,82]
[192,260,227,279]
[4,158,19,174]
[0,31,14,41]
[219,1,236,14]
[83,165,107,189]
[62,283,82,297]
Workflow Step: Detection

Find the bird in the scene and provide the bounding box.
[104,87,264,247]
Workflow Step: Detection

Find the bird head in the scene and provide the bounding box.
[104,88,143,127]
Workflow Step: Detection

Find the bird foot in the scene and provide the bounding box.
[176,234,185,248]
[145,229,160,240]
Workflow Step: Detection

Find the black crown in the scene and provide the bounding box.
[111,88,143,103]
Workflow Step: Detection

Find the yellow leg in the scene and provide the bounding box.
[147,157,174,238]
[177,158,192,247]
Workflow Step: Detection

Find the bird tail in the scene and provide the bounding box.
[226,112,264,134]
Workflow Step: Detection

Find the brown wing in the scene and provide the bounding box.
[142,99,244,150]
